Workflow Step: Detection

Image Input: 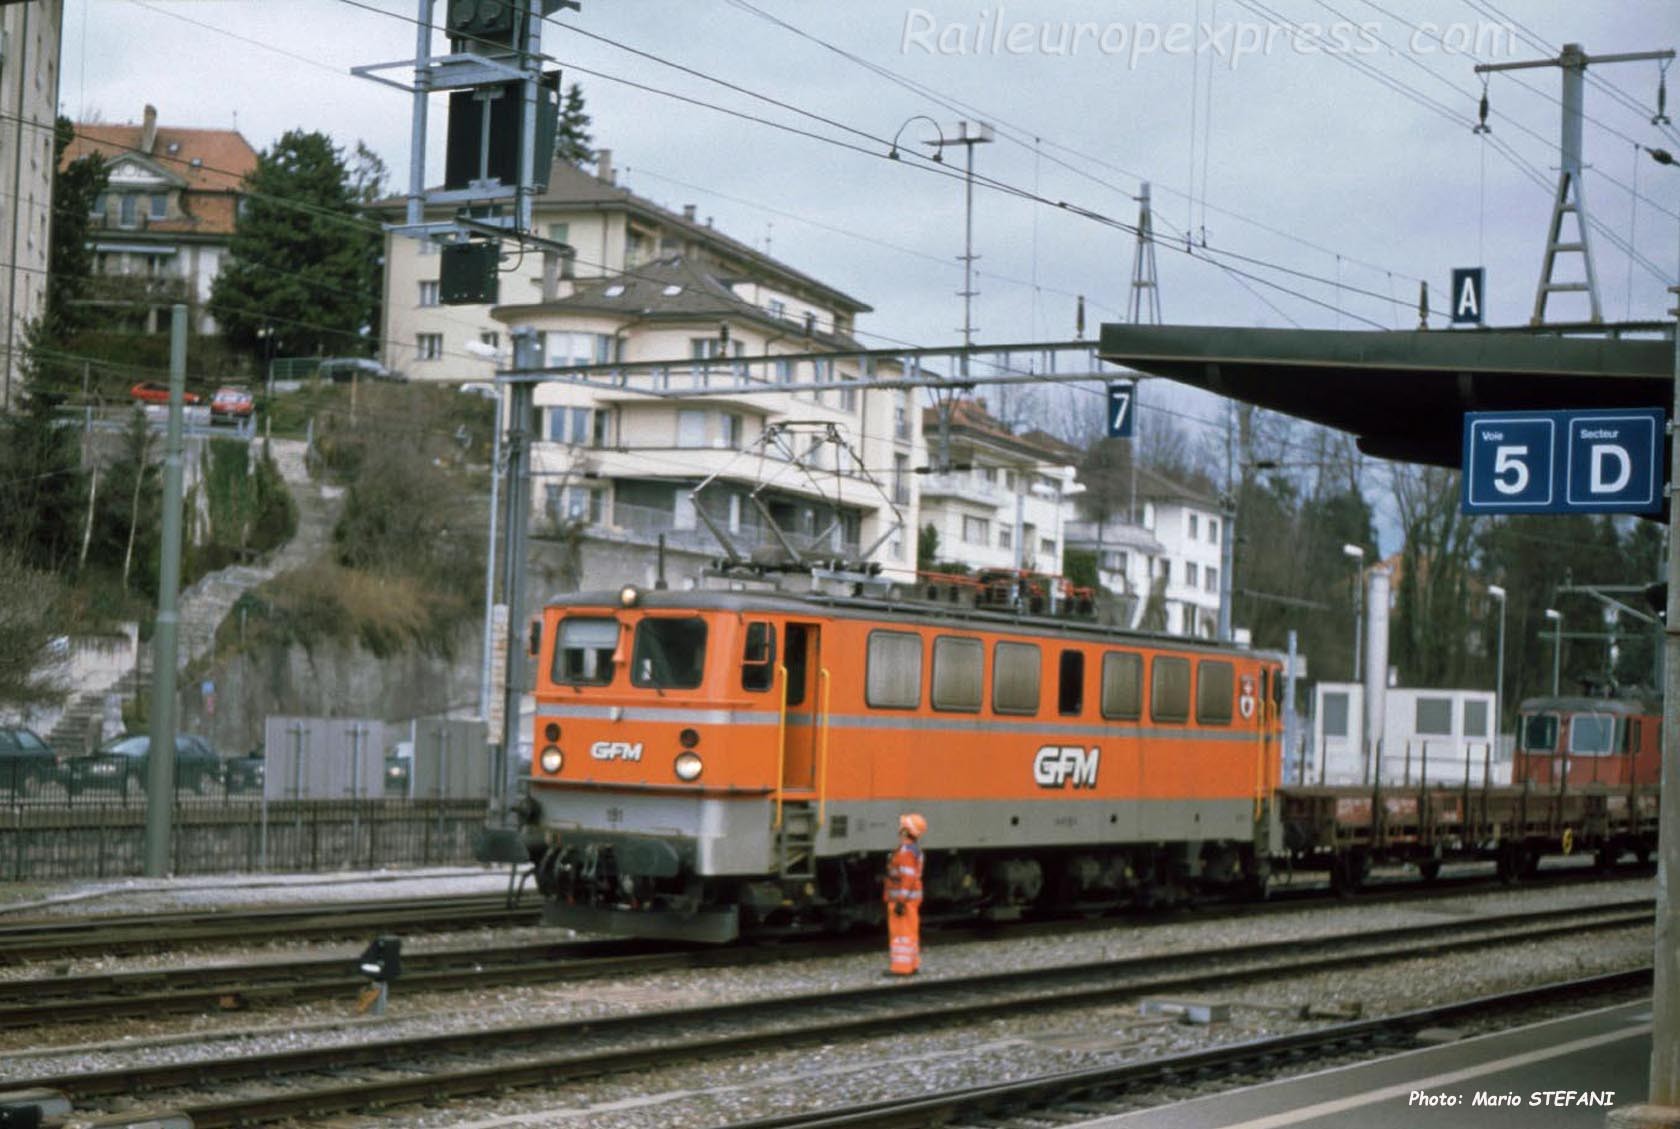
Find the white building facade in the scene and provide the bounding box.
[0,0,63,406]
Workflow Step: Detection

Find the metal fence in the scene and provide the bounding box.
[0,797,491,881]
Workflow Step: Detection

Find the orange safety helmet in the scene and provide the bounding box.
[899,813,927,840]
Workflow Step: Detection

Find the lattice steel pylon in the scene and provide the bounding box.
[1128,182,1162,325]
[1477,43,1675,326]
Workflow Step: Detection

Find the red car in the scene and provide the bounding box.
[211,386,254,418]
[130,381,202,406]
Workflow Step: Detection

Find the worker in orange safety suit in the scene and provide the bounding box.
[884,812,926,975]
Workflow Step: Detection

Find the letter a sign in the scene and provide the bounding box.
[1451,267,1485,325]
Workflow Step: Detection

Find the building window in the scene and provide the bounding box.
[479,330,499,351]
[418,280,439,307]
[546,409,566,442]
[1205,566,1218,594]
[894,401,909,440]
[568,407,591,445]
[998,525,1012,550]
[1209,517,1220,544]
[767,298,786,319]
[893,454,910,505]
[149,193,167,220]
[962,515,990,544]
[416,333,443,361]
[547,222,569,245]
[1186,562,1199,588]
[725,413,744,448]
[775,358,793,384]
[839,374,857,412]
[565,485,604,523]
[1040,536,1055,557]
[677,409,707,448]
[1189,513,1199,539]
[119,194,138,227]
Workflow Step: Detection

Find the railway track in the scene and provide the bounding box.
[0,894,538,963]
[706,970,1655,1129]
[0,867,1647,1028]
[3,899,1652,1127]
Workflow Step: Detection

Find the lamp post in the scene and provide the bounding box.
[1544,607,1563,695]
[1487,584,1507,750]
[1343,544,1366,681]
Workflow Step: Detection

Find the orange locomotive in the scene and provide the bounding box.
[517,584,1284,941]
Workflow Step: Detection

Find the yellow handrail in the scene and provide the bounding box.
[774,662,789,829]
[817,667,832,826]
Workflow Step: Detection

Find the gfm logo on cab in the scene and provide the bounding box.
[1033,745,1099,789]
[590,741,644,762]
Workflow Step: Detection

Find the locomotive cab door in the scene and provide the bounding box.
[779,621,823,792]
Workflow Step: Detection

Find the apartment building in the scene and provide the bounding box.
[1064,463,1224,637]
[490,254,918,585]
[64,104,258,335]
[0,0,62,406]
[917,398,1081,576]
[380,156,924,586]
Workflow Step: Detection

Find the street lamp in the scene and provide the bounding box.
[1343,544,1365,682]
[1544,608,1563,695]
[1487,584,1507,751]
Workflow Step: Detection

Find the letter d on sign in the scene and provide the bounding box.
[1590,444,1631,494]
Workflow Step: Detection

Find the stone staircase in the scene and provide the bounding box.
[174,438,342,670]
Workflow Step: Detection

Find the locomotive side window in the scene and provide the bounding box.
[741,621,776,692]
[554,616,619,685]
[631,617,708,689]
[931,636,983,712]
[1568,713,1615,756]
[1100,651,1142,720]
[992,642,1041,715]
[1522,713,1558,751]
[1058,650,1085,716]
[1196,660,1234,725]
[1151,656,1191,724]
[866,631,922,709]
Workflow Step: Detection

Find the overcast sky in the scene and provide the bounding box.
[59,0,1680,522]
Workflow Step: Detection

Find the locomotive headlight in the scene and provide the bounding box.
[539,745,563,773]
[544,722,561,742]
[678,727,700,749]
[674,752,703,781]
[619,584,640,608]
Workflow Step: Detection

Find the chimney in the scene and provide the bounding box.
[595,148,613,184]
[140,104,158,156]
[682,204,697,222]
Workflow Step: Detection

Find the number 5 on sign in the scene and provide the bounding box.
[1107,382,1136,439]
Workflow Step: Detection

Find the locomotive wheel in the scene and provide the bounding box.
[1329,850,1367,897]
[1496,841,1526,885]
[1418,858,1442,882]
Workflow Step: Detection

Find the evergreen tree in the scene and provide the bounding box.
[211,130,380,361]
[555,82,594,165]
[45,117,108,341]
[0,336,87,573]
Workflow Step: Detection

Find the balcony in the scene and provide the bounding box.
[576,499,860,561]
[918,472,1000,506]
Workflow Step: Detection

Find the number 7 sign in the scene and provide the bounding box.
[1107,382,1136,438]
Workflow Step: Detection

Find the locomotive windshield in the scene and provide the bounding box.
[1522,713,1558,752]
[555,616,619,685]
[1567,713,1616,756]
[631,617,708,689]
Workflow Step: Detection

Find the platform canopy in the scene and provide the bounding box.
[1097,323,1674,467]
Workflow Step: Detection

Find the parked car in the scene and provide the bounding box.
[0,726,61,797]
[210,386,254,419]
[319,358,403,384]
[129,381,202,406]
[224,748,266,794]
[65,734,223,798]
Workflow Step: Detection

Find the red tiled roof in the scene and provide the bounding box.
[65,121,257,192]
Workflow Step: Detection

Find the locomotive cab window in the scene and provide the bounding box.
[741,621,776,692]
[1151,656,1191,724]
[992,642,1041,715]
[866,631,922,709]
[1522,713,1558,752]
[1196,660,1234,725]
[1568,713,1616,756]
[554,616,619,685]
[931,636,983,712]
[1058,650,1084,716]
[1100,651,1143,720]
[631,617,708,690]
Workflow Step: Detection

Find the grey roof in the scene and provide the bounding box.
[498,256,868,351]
